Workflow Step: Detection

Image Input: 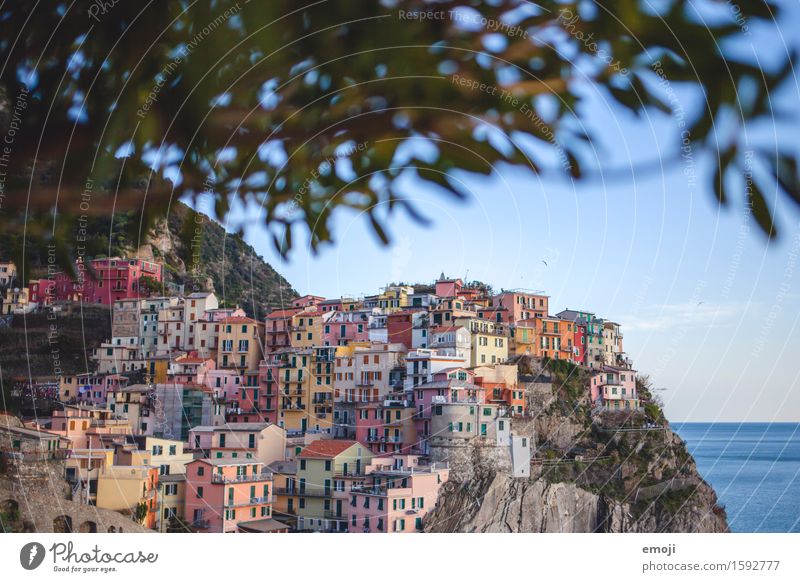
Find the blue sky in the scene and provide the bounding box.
[204,2,800,422]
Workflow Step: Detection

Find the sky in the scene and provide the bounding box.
[199,2,800,423]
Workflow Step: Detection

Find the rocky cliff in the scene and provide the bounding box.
[425,358,728,533]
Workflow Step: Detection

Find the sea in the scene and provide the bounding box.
[672,423,800,533]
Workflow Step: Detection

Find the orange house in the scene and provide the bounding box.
[516,317,575,362]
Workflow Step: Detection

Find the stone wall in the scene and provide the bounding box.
[0,457,150,533]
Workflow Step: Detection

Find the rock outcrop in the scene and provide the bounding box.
[425,358,728,533]
[426,465,727,533]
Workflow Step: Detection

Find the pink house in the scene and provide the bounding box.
[434,274,463,298]
[411,372,484,442]
[291,295,326,308]
[322,310,371,346]
[265,308,301,353]
[491,290,549,323]
[169,354,217,385]
[318,298,342,313]
[347,454,449,533]
[184,458,280,533]
[355,397,418,456]
[72,373,129,407]
[590,366,639,411]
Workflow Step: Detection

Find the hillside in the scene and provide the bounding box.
[424,358,728,533]
[0,201,297,319]
[140,201,298,319]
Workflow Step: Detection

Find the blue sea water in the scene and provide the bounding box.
[672,423,800,533]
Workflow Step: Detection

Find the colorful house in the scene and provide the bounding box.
[217,316,264,372]
[590,366,640,411]
[188,422,286,467]
[295,439,374,532]
[347,455,449,533]
[491,290,549,323]
[184,458,275,533]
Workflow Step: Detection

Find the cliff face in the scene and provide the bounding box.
[425,359,728,533]
[426,447,727,533]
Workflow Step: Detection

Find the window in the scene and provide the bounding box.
[300,459,306,470]
[197,466,205,476]
[324,460,332,471]
[196,486,203,498]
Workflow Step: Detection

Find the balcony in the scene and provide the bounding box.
[366,435,402,444]
[191,519,210,529]
[225,496,270,508]
[335,468,365,478]
[323,510,347,520]
[350,485,387,496]
[273,487,297,496]
[296,489,330,498]
[211,473,270,484]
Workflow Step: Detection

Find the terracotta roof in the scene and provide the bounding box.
[298,439,358,459]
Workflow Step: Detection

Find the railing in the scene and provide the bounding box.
[191,519,210,529]
[211,473,270,484]
[335,469,365,477]
[351,485,386,495]
[367,436,402,443]
[323,510,347,520]
[224,496,270,508]
[273,487,297,496]
[296,489,330,498]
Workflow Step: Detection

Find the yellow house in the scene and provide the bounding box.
[96,464,159,529]
[309,347,336,430]
[217,316,265,372]
[268,460,299,529]
[289,309,330,348]
[144,436,194,475]
[144,354,172,384]
[2,285,29,314]
[456,317,509,367]
[157,474,186,531]
[64,448,114,505]
[377,285,414,311]
[512,324,537,357]
[277,350,314,432]
[296,439,373,532]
